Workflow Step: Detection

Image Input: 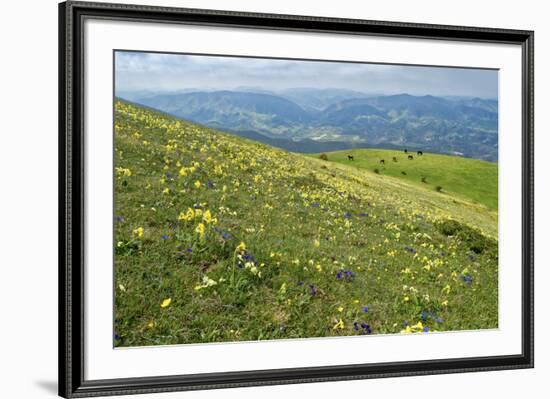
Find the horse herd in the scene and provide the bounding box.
[347,149,423,164]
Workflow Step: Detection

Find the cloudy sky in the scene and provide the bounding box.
[115,51,498,99]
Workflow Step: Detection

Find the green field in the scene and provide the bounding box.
[114,100,498,347]
[311,149,498,210]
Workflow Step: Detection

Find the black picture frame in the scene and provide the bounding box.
[59,1,534,397]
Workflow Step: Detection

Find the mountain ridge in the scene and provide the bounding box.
[120,89,498,161]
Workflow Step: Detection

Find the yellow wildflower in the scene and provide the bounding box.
[133,227,144,237]
[333,319,345,330]
[236,242,246,252]
[160,298,171,308]
[195,223,205,237]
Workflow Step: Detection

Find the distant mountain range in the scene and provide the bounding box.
[118,88,498,161]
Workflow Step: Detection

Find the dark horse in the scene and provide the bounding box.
[380,159,385,164]
[347,155,354,161]
[417,151,423,156]
[404,149,408,153]
[408,155,414,160]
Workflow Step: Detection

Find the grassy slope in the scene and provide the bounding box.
[114,100,498,347]
[311,148,498,210]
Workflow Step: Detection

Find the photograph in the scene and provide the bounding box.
[113,51,499,347]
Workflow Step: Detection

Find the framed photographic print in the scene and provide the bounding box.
[59,1,534,397]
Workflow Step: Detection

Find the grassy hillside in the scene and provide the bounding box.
[311,149,498,210]
[114,100,498,347]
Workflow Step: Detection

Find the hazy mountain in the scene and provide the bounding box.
[277,88,372,112]
[124,89,498,161]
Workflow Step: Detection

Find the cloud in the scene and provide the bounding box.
[115,51,498,98]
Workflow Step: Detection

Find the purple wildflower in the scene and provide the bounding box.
[308,284,317,296]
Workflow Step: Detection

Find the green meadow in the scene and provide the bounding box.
[311,149,498,210]
[114,100,498,347]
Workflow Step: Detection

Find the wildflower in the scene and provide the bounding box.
[133,227,144,237]
[118,284,126,292]
[333,319,344,330]
[360,323,372,334]
[308,284,317,296]
[362,306,369,313]
[442,284,451,294]
[316,264,323,272]
[178,208,195,221]
[400,321,423,333]
[337,306,344,312]
[194,180,201,189]
[186,247,193,253]
[162,187,170,195]
[161,234,169,239]
[279,283,287,294]
[203,209,217,224]
[194,276,218,291]
[160,298,171,308]
[147,321,154,328]
[195,222,205,237]
[115,167,132,177]
[314,239,320,248]
[236,242,246,252]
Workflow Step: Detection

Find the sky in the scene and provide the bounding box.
[115,51,498,99]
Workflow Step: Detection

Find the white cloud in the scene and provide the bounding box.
[114,51,498,98]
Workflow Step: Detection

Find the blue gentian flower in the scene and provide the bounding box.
[308,284,317,296]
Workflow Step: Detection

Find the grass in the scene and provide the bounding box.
[312,148,498,210]
[114,100,498,347]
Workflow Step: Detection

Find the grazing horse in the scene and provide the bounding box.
[408,155,414,160]
[417,151,423,156]
[379,159,385,165]
[392,157,398,162]
[347,155,354,161]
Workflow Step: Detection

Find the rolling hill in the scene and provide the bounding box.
[114,100,498,347]
[312,149,498,210]
[127,90,499,161]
